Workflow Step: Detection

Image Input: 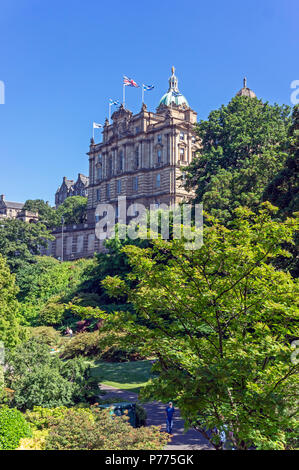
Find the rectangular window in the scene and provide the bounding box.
[157,150,162,164]
[133,176,138,191]
[97,167,102,180]
[191,136,196,144]
[98,154,102,163]
[180,148,185,161]
[180,132,185,141]
[96,189,101,201]
[157,134,162,143]
[106,183,110,199]
[117,180,122,194]
[156,174,161,188]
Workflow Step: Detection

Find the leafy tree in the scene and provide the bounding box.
[56,196,87,225]
[0,218,53,273]
[263,104,299,217]
[103,205,299,450]
[0,254,24,348]
[23,199,58,228]
[4,339,98,409]
[184,96,291,222]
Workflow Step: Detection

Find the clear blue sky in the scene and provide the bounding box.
[0,0,298,205]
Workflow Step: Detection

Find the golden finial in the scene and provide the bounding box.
[171,66,175,75]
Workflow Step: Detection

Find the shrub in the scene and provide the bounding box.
[45,408,169,450]
[17,429,48,450]
[39,296,66,325]
[5,339,100,410]
[135,403,147,427]
[60,331,101,359]
[0,406,32,450]
[28,326,61,346]
[100,345,145,362]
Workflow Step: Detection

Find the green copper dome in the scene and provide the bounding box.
[158,66,189,107]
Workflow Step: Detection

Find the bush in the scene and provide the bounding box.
[60,331,101,359]
[45,408,169,450]
[135,403,147,427]
[100,345,145,362]
[4,339,100,410]
[28,326,61,346]
[0,406,32,450]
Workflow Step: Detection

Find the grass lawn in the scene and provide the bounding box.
[89,359,153,393]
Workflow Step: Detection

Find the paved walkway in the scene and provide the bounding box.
[99,384,212,450]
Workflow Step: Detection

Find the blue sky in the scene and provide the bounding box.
[0,0,298,205]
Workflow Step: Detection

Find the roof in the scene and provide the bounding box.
[1,201,24,209]
[236,77,256,98]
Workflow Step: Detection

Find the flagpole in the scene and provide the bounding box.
[123,84,125,108]
[92,123,94,140]
[109,102,111,124]
[142,85,144,105]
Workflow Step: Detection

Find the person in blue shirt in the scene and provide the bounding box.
[165,402,175,434]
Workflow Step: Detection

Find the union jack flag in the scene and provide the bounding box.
[123,76,139,87]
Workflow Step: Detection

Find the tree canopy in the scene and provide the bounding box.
[103,205,299,450]
[184,96,291,222]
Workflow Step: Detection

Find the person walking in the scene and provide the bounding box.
[165,402,175,434]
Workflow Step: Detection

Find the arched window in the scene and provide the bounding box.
[157,149,162,164]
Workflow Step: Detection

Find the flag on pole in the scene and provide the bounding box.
[92,122,103,140]
[123,76,139,87]
[109,99,120,105]
[142,84,154,91]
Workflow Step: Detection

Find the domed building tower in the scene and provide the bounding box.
[236,77,256,98]
[158,66,190,107]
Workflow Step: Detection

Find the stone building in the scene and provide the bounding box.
[55,173,89,207]
[0,194,38,222]
[44,67,201,260]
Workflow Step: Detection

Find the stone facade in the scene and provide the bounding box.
[55,173,89,207]
[0,194,38,222]
[44,68,200,260]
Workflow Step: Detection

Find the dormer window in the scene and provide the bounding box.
[158,134,162,143]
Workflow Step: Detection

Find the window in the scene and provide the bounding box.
[95,215,100,222]
[97,167,102,180]
[135,126,140,134]
[180,132,185,141]
[156,174,161,188]
[133,176,138,192]
[191,136,196,144]
[108,158,113,176]
[157,134,162,143]
[115,206,119,218]
[98,154,102,163]
[117,179,122,194]
[96,189,101,201]
[119,151,124,171]
[106,183,110,199]
[157,149,162,164]
[135,148,139,168]
[180,148,185,161]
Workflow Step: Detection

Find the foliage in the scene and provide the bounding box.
[0,218,53,273]
[56,196,87,225]
[0,405,32,450]
[0,254,24,348]
[4,339,99,410]
[135,403,147,427]
[16,256,94,325]
[60,331,101,359]
[102,205,299,450]
[23,199,57,229]
[28,326,62,347]
[263,104,299,218]
[184,96,291,222]
[17,429,48,450]
[45,407,169,450]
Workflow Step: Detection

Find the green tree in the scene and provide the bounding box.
[185,96,291,222]
[0,218,53,272]
[56,196,87,225]
[0,254,23,348]
[4,339,98,410]
[23,199,58,228]
[103,205,299,450]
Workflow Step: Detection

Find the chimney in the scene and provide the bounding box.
[63,176,67,182]
[0,194,4,201]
